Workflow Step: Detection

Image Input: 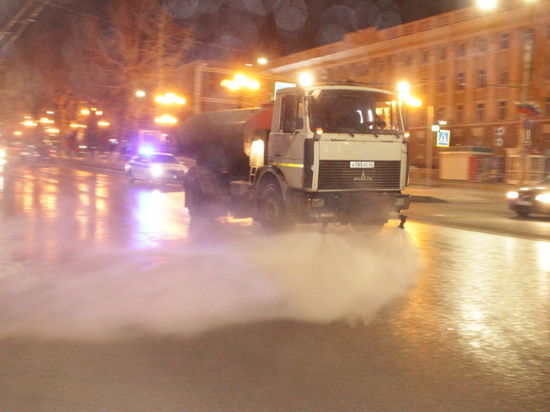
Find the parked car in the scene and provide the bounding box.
[506,175,550,217]
[124,152,187,186]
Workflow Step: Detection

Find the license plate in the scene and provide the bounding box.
[350,161,374,168]
[517,199,532,206]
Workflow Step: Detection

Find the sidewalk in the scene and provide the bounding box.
[405,181,511,203]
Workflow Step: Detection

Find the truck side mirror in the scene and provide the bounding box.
[295,117,304,130]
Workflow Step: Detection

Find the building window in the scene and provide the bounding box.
[438,45,447,60]
[436,106,446,122]
[476,37,487,53]
[456,104,464,123]
[498,101,507,120]
[419,108,428,126]
[455,42,466,57]
[499,33,510,49]
[476,69,487,87]
[421,78,429,95]
[498,67,509,85]
[456,72,466,90]
[421,50,429,64]
[476,103,486,121]
[437,74,446,93]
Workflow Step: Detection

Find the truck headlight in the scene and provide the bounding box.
[150,164,163,177]
[506,191,518,199]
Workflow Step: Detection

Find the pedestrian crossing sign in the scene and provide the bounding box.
[437,130,450,147]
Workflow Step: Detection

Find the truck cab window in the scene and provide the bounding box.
[280,95,303,133]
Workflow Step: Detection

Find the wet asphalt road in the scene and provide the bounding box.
[0,161,548,411]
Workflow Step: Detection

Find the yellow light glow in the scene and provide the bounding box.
[249,139,265,167]
[221,79,240,90]
[221,74,260,91]
[22,120,37,127]
[154,114,178,124]
[299,73,313,87]
[155,92,186,105]
[81,109,90,115]
[397,81,410,95]
[476,0,497,10]
[14,131,22,136]
[257,57,268,65]
[98,121,110,127]
[136,90,146,97]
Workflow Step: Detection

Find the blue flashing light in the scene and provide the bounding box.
[139,145,155,156]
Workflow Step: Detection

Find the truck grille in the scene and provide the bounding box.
[318,160,401,190]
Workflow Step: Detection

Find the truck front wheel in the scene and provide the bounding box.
[259,184,292,234]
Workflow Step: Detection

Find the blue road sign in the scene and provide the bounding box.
[437,130,450,147]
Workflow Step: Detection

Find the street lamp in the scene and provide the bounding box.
[154,92,186,105]
[154,114,177,125]
[220,74,260,91]
[298,72,313,87]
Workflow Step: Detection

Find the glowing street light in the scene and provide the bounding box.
[136,90,146,97]
[257,57,268,65]
[220,74,260,91]
[154,114,177,125]
[154,92,186,105]
[299,72,313,87]
[397,81,422,107]
[476,0,497,10]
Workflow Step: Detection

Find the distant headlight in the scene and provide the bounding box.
[535,193,550,203]
[506,191,518,199]
[0,158,5,166]
[150,164,163,177]
[0,149,5,157]
[124,164,130,171]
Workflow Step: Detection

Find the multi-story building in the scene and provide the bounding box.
[262,0,550,183]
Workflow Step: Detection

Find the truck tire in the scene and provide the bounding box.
[259,184,293,234]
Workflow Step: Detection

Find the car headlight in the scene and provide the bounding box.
[506,191,518,199]
[535,193,550,203]
[124,164,130,171]
[150,164,163,177]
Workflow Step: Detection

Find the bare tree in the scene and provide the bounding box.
[80,0,193,142]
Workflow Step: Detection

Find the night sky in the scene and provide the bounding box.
[168,0,471,61]
[1,0,470,64]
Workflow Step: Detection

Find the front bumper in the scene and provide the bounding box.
[291,191,410,223]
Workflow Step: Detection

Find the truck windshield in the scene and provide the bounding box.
[308,89,403,135]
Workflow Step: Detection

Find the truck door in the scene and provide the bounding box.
[269,94,306,189]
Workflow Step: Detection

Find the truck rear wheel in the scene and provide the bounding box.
[259,184,292,234]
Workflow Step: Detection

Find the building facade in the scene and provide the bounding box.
[262,0,550,183]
